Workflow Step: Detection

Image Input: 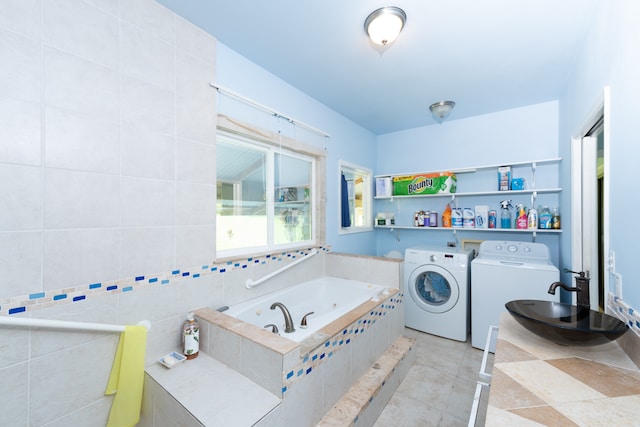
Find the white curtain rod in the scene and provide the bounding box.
[0,316,151,333]
[210,82,331,139]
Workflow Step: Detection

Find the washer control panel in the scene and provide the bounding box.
[478,240,550,261]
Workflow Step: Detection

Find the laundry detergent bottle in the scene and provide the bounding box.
[515,204,528,229]
[500,200,512,229]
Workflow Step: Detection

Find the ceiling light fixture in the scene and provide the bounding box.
[429,101,456,124]
[364,6,407,46]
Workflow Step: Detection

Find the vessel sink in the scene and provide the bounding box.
[505,300,628,346]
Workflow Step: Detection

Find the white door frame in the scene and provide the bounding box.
[570,86,611,309]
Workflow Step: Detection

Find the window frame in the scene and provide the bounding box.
[215,125,321,259]
[338,159,373,235]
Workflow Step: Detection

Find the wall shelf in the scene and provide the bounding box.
[374,157,562,242]
[375,187,562,200]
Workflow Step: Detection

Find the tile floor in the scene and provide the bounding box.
[373,327,492,427]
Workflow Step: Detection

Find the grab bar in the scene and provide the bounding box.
[0,316,151,333]
[246,249,319,289]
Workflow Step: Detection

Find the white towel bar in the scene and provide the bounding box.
[246,249,319,289]
[0,316,151,333]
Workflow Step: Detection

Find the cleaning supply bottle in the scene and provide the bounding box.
[551,207,561,229]
[527,207,538,229]
[539,206,552,229]
[500,200,512,229]
[515,204,528,229]
[182,312,199,360]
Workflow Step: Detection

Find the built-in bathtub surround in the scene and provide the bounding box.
[193,281,405,425]
[196,287,403,396]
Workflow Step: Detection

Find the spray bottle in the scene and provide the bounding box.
[515,204,528,229]
[500,200,512,229]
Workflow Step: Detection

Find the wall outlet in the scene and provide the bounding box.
[615,273,623,299]
[447,241,456,247]
[609,250,616,271]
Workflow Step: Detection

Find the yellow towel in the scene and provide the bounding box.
[105,325,147,427]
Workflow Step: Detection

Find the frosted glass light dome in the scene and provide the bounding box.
[364,7,407,46]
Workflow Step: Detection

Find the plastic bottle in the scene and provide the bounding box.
[551,207,561,229]
[527,207,538,229]
[515,204,528,229]
[500,200,512,229]
[539,206,552,229]
[182,312,199,360]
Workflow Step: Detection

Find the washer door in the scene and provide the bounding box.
[408,264,459,313]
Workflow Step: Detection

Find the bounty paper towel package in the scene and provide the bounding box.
[392,172,456,196]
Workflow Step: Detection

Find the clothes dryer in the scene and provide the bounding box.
[404,246,473,341]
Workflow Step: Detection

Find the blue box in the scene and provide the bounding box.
[511,178,525,190]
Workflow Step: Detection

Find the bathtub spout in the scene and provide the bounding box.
[270,302,295,333]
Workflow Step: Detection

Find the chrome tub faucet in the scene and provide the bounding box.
[270,302,295,333]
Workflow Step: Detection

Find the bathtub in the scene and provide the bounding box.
[225,276,389,342]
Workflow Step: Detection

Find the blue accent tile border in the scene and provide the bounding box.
[0,247,327,316]
[282,289,404,393]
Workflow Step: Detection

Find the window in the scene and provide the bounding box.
[216,130,315,257]
[339,160,372,233]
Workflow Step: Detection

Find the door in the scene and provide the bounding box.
[571,87,609,311]
[407,264,459,313]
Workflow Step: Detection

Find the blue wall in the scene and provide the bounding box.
[374,101,561,259]
[559,1,640,311]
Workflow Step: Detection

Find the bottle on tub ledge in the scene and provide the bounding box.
[182,312,199,360]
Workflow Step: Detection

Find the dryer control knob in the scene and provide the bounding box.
[430,254,437,262]
[508,245,518,252]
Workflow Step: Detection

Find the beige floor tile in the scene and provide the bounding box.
[374,328,479,426]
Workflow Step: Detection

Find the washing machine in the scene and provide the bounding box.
[471,240,560,351]
[404,246,473,342]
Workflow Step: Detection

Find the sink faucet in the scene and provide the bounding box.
[270,302,295,333]
[548,269,590,309]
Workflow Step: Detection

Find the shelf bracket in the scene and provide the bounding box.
[532,230,537,242]
[389,228,400,242]
[531,191,537,207]
[452,229,460,246]
[531,162,537,189]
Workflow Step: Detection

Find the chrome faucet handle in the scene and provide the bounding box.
[264,324,279,334]
[300,312,315,329]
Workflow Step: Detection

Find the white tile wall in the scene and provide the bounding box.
[0,362,28,425]
[0,96,41,164]
[29,336,118,426]
[44,169,120,228]
[44,47,120,121]
[177,138,217,184]
[120,227,176,278]
[121,176,176,227]
[121,0,176,46]
[121,126,176,180]
[0,29,42,103]
[44,0,119,68]
[0,232,42,297]
[0,164,42,229]
[43,228,121,291]
[0,0,41,40]
[121,21,175,90]
[44,107,120,174]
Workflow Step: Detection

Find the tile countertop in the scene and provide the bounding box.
[486,313,640,426]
